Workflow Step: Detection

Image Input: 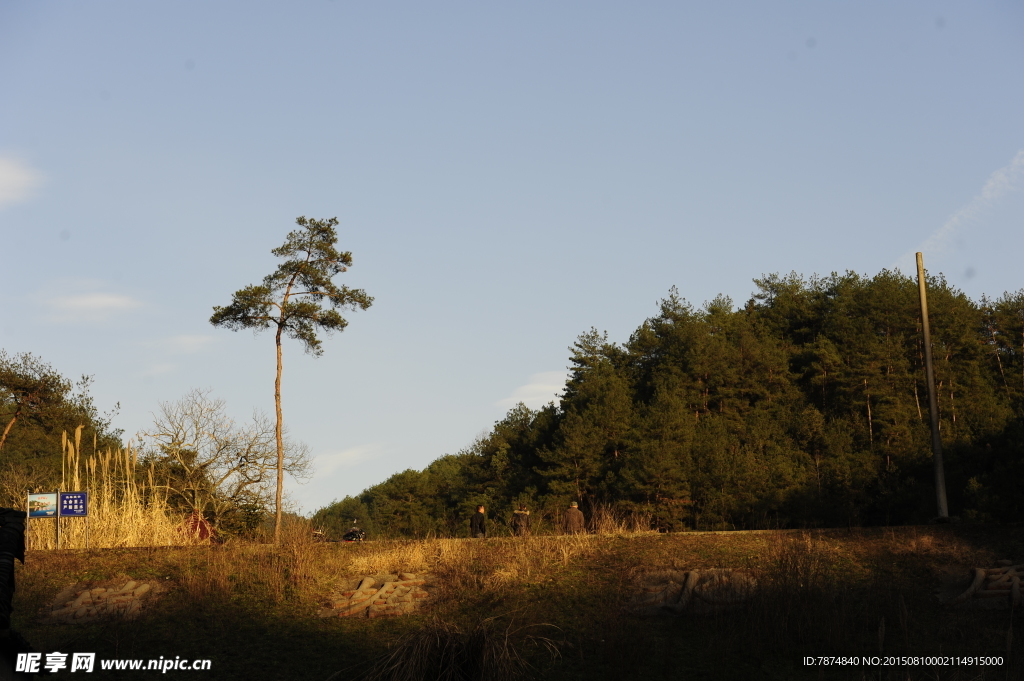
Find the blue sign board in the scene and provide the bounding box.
[59,492,88,517]
[27,493,58,518]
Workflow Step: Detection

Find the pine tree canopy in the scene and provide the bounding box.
[314,269,1024,537]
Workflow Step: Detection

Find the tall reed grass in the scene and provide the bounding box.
[25,427,193,549]
[584,502,653,535]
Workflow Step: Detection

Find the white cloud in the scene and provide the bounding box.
[896,150,1024,271]
[497,370,568,409]
[157,334,215,354]
[140,363,175,378]
[39,280,144,323]
[312,444,385,477]
[0,156,43,209]
[47,293,141,322]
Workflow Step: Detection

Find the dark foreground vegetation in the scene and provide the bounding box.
[11,524,1024,680]
[317,271,1024,538]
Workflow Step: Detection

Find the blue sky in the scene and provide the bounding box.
[2,1,1022,514]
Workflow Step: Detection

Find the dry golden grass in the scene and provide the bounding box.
[337,615,563,681]
[303,532,604,597]
[346,540,431,576]
[25,429,195,550]
[585,503,653,535]
[12,524,1024,680]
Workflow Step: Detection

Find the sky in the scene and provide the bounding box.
[1,1,1022,515]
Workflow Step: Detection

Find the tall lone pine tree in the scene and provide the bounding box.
[210,216,372,543]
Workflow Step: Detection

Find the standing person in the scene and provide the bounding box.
[0,508,31,680]
[562,501,585,534]
[470,505,487,538]
[510,505,530,537]
[0,509,25,632]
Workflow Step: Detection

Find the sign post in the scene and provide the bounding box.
[59,492,89,549]
[26,492,89,550]
[27,493,58,550]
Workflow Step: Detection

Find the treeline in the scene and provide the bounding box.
[315,270,1024,537]
[0,351,124,504]
[0,354,284,539]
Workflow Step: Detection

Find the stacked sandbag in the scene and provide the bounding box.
[625,568,756,615]
[319,572,432,619]
[939,560,1022,609]
[43,579,166,624]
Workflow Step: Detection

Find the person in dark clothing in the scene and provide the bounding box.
[562,501,586,534]
[510,505,530,537]
[470,505,486,538]
[0,508,35,680]
[0,509,25,633]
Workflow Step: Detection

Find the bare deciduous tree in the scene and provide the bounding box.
[139,389,310,529]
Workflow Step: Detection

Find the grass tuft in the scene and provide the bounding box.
[333,615,561,681]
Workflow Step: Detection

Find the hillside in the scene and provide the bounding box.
[11,524,1024,680]
[317,271,1024,538]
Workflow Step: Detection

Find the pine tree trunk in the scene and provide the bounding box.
[0,411,19,451]
[274,325,285,545]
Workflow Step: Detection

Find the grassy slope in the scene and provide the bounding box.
[11,526,1024,680]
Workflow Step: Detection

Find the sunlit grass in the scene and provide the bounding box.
[25,428,196,550]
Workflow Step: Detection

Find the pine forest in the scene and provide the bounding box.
[315,270,1024,537]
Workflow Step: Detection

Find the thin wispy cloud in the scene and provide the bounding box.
[497,371,568,409]
[39,280,144,323]
[896,150,1024,272]
[313,444,385,477]
[0,156,43,209]
[140,363,175,378]
[155,334,215,354]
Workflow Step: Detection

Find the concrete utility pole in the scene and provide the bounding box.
[916,252,949,519]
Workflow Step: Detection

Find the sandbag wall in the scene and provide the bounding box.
[944,561,1022,609]
[44,580,166,624]
[319,572,432,619]
[625,569,756,615]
